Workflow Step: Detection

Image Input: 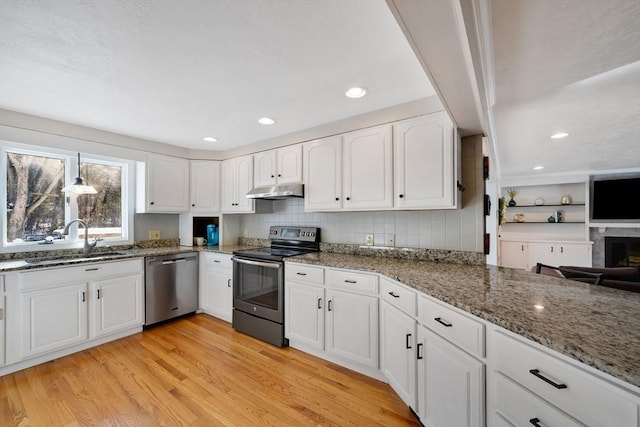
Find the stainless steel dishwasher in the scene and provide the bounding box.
[144,252,198,327]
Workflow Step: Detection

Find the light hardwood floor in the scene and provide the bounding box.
[0,314,420,426]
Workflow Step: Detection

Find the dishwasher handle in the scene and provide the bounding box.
[147,255,197,266]
[162,258,186,265]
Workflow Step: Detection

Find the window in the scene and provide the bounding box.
[3,146,132,250]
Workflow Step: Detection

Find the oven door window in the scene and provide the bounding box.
[233,258,283,321]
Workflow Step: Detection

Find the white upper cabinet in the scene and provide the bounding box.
[254,145,302,187]
[303,136,343,211]
[343,125,394,210]
[393,112,458,209]
[221,155,254,213]
[189,160,221,213]
[137,154,189,213]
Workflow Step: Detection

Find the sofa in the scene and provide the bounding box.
[559,265,640,293]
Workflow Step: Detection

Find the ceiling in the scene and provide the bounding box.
[1,0,639,180]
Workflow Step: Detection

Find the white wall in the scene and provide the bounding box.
[238,135,485,252]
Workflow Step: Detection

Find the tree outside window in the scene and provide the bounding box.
[5,150,126,244]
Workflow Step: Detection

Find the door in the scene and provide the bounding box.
[235,155,254,212]
[343,125,393,210]
[417,325,484,427]
[394,113,455,209]
[254,150,278,187]
[276,145,303,184]
[499,241,529,269]
[201,265,233,322]
[190,160,221,212]
[527,242,558,267]
[21,284,88,358]
[147,154,189,213]
[325,289,378,369]
[285,282,325,350]
[380,301,417,408]
[555,243,591,267]
[90,274,143,339]
[221,157,237,212]
[233,257,283,323]
[303,136,342,211]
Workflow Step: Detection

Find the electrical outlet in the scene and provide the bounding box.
[387,234,395,247]
[365,234,374,246]
[244,229,249,238]
[148,230,160,240]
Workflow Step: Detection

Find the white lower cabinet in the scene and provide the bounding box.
[527,241,592,268]
[285,264,379,376]
[199,252,233,322]
[0,294,4,366]
[417,325,485,427]
[489,328,640,427]
[14,259,144,363]
[380,300,417,409]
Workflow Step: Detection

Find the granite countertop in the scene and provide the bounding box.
[288,252,640,389]
[0,244,251,272]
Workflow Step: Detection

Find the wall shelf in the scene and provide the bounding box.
[506,204,585,208]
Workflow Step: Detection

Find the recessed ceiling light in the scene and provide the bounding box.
[533,166,545,170]
[258,117,275,125]
[345,87,367,98]
[202,136,218,142]
[550,132,569,139]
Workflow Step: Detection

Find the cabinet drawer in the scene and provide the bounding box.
[285,263,324,285]
[21,259,144,291]
[492,372,582,427]
[325,268,378,294]
[202,252,232,269]
[379,277,416,316]
[418,295,485,358]
[493,330,639,427]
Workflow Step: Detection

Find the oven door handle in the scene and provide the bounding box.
[232,257,282,269]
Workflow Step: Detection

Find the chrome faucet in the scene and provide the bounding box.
[62,219,99,254]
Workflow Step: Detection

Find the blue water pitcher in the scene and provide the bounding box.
[206,224,219,246]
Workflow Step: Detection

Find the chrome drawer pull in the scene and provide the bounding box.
[327,300,333,311]
[434,317,452,327]
[85,267,99,271]
[416,343,423,360]
[317,298,322,309]
[406,333,412,349]
[344,279,357,284]
[529,418,543,427]
[388,291,400,298]
[214,260,221,263]
[529,369,567,389]
[296,272,307,276]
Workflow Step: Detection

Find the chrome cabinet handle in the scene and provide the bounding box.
[85,267,99,271]
[529,369,567,389]
[434,317,452,327]
[529,418,543,427]
[344,279,357,284]
[416,343,423,359]
[227,279,231,288]
[214,260,221,263]
[388,291,400,298]
[328,300,333,311]
[296,272,307,276]
[97,289,101,300]
[81,291,86,302]
[317,298,322,309]
[406,333,412,349]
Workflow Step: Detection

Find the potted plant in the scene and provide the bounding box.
[507,188,519,207]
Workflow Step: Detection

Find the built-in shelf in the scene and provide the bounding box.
[506,204,585,208]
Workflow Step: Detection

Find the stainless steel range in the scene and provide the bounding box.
[231,226,320,346]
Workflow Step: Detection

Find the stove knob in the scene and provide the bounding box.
[310,232,315,237]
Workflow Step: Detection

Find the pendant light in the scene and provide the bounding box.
[62,153,97,195]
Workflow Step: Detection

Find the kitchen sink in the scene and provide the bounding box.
[24,251,128,264]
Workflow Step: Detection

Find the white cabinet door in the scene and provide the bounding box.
[394,112,457,209]
[343,125,393,210]
[528,242,591,268]
[276,144,302,184]
[21,283,88,358]
[143,154,189,213]
[417,325,484,427]
[0,295,4,366]
[90,274,143,339]
[499,240,529,269]
[253,150,278,187]
[190,160,221,212]
[380,301,417,409]
[199,253,233,322]
[221,155,254,213]
[285,282,325,350]
[325,288,378,369]
[303,136,343,211]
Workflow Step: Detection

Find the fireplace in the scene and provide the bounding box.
[605,237,640,267]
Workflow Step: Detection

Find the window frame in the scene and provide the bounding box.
[1,142,135,253]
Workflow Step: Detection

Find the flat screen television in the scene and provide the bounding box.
[590,174,640,222]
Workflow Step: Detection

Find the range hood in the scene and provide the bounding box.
[246,183,304,200]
